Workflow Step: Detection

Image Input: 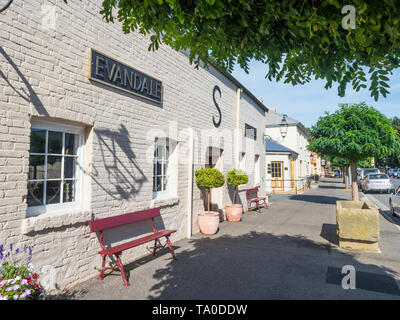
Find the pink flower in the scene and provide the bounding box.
[13,284,21,290]
[13,294,19,300]
[20,279,27,285]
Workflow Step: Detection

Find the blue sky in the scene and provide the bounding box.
[231,60,399,128]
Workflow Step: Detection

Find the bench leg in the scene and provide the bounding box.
[115,253,130,287]
[98,254,106,281]
[152,239,158,256]
[257,201,261,213]
[165,236,177,260]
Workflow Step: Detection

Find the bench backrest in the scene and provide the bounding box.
[89,208,160,233]
[246,187,259,199]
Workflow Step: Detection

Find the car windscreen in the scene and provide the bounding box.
[363,169,379,175]
[368,174,389,180]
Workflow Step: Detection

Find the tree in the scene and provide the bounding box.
[195,167,225,213]
[227,169,248,204]
[101,0,400,100]
[376,116,400,167]
[325,155,351,189]
[308,102,398,201]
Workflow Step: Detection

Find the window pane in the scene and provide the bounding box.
[156,145,163,160]
[27,181,44,207]
[65,133,78,155]
[64,156,76,179]
[29,155,45,180]
[48,131,63,154]
[47,156,62,179]
[155,176,162,191]
[46,180,61,204]
[63,180,76,203]
[30,129,46,153]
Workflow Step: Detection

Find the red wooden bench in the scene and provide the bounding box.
[246,187,268,213]
[88,208,176,287]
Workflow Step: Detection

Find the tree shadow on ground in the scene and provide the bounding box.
[144,231,400,299]
[289,195,348,205]
[319,185,347,190]
[50,230,400,300]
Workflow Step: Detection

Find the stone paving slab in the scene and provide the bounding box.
[53,178,400,300]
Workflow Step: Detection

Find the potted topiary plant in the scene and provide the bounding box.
[226,169,249,222]
[195,167,225,235]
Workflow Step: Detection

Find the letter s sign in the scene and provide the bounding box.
[213,85,222,127]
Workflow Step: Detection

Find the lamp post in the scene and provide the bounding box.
[279,114,289,139]
[264,114,289,143]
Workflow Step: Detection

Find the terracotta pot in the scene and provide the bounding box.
[225,204,243,222]
[198,211,220,235]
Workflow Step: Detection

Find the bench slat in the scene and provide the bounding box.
[89,208,161,232]
[98,229,176,255]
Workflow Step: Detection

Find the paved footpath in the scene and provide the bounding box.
[56,178,400,299]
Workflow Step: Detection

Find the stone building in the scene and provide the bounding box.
[0,1,268,291]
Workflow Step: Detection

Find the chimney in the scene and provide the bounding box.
[258,97,263,103]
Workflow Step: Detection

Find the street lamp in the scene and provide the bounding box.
[279,114,289,139]
[264,114,289,143]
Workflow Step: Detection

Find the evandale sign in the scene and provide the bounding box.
[88,48,163,104]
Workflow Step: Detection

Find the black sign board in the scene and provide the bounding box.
[88,49,162,104]
[244,123,257,140]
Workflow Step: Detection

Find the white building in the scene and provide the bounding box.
[0,1,268,292]
[264,110,319,193]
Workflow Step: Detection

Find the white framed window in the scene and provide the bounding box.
[27,120,84,216]
[152,137,178,200]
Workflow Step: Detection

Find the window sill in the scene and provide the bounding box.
[21,208,92,234]
[150,196,179,209]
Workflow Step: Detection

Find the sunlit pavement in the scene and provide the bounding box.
[54,178,400,300]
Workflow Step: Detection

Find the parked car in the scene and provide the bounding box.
[388,168,398,178]
[389,186,400,217]
[357,168,380,187]
[360,173,393,194]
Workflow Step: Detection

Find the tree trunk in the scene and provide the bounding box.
[207,188,211,213]
[342,167,345,183]
[233,185,237,204]
[350,162,359,201]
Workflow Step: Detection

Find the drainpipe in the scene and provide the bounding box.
[186,128,194,238]
[235,88,242,168]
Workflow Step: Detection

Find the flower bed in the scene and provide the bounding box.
[0,263,44,300]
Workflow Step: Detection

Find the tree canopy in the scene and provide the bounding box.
[308,103,397,162]
[308,102,397,200]
[101,0,400,100]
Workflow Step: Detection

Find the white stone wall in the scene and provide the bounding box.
[0,0,267,291]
